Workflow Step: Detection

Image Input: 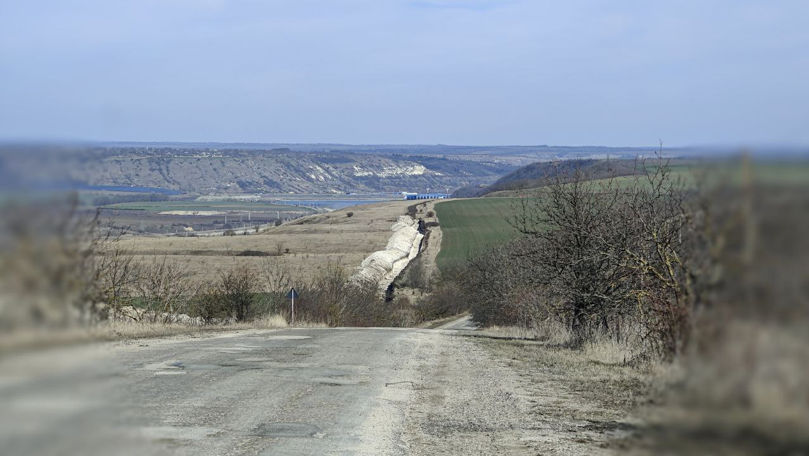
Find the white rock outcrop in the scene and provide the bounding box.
[352,216,424,292]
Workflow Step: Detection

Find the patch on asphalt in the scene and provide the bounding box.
[311,376,362,385]
[264,335,312,340]
[250,422,322,438]
[140,426,222,441]
[139,360,187,375]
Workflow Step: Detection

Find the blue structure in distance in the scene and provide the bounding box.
[402,192,450,200]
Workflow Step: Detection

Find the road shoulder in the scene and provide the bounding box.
[401,334,651,455]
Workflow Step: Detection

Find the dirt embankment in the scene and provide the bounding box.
[349,199,445,295]
[351,215,424,292]
[413,200,442,281]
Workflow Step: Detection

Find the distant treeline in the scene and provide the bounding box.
[92,193,172,207]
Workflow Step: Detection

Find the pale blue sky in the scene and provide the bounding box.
[1,0,807,146]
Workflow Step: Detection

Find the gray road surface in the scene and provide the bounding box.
[0,326,467,456]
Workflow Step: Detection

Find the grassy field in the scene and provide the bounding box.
[435,198,521,271]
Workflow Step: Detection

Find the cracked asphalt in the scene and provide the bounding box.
[0,326,458,455]
[0,321,603,455]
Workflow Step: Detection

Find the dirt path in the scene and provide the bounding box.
[416,200,443,282]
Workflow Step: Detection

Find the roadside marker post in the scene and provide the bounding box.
[286,288,299,326]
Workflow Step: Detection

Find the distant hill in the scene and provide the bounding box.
[0,143,670,196]
[0,145,516,195]
[456,159,641,197]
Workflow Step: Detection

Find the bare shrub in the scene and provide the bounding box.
[90,236,139,314]
[218,266,258,321]
[511,165,637,346]
[633,170,809,453]
[464,155,711,359]
[284,262,392,327]
[133,256,195,322]
[0,195,145,329]
[189,284,226,324]
[255,258,295,316]
[417,274,467,321]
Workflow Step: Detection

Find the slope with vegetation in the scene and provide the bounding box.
[428,156,809,454]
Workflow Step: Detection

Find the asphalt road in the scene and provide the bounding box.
[0,326,461,456]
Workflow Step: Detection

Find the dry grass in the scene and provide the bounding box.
[122,201,414,284]
[626,322,809,455]
[470,319,573,345]
[472,334,660,453]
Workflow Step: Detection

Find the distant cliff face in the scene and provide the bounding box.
[0,146,518,194]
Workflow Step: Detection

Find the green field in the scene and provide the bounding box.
[435,198,522,271]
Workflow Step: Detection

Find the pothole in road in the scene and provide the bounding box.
[251,422,322,438]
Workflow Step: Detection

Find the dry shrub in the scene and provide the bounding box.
[133,256,195,322]
[457,155,710,360]
[190,283,229,323]
[218,265,258,321]
[630,179,809,454]
[252,313,288,329]
[284,262,393,327]
[0,195,142,329]
[416,273,467,321]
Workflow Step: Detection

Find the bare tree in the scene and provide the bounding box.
[619,157,704,358]
[511,165,636,345]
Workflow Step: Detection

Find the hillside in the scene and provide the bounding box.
[454,159,641,197]
[0,143,679,196]
[0,146,518,195]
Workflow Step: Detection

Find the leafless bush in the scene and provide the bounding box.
[630,163,809,453]
[454,155,711,359]
[416,272,467,321]
[189,284,228,324]
[218,266,258,321]
[133,256,195,322]
[276,262,398,327]
[0,195,144,329]
[511,165,639,345]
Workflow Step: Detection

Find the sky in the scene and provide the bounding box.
[0,0,807,147]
